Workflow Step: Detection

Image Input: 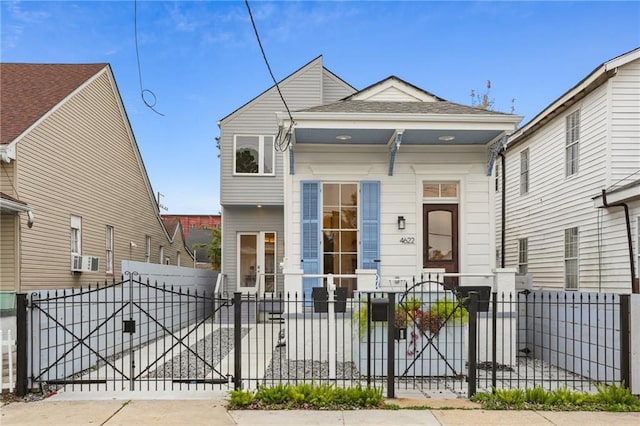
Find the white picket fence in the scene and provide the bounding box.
[1,329,16,393]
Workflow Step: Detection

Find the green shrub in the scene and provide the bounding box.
[595,383,640,408]
[228,389,254,408]
[229,383,384,410]
[472,383,640,412]
[430,298,468,325]
[524,387,549,404]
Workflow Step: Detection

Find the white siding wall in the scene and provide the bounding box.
[502,60,640,293]
[609,61,640,186]
[286,145,494,286]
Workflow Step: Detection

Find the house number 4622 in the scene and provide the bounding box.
[400,237,415,244]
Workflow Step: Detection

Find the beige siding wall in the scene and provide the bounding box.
[0,213,18,291]
[502,76,635,292]
[0,161,16,195]
[287,145,494,286]
[15,70,187,291]
[609,60,640,186]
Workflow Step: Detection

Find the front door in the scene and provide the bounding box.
[423,204,458,287]
[238,232,276,294]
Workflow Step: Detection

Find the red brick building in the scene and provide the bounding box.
[161,215,221,239]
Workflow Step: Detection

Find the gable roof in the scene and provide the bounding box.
[0,63,107,145]
[507,47,640,149]
[346,76,446,102]
[218,55,355,124]
[299,75,512,116]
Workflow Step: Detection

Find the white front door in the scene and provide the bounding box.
[237,231,276,294]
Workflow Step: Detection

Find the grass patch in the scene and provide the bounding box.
[471,383,640,412]
[228,382,385,410]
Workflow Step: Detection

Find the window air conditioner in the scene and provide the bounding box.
[71,255,99,272]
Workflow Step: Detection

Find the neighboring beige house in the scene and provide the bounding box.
[497,47,640,293]
[0,63,192,314]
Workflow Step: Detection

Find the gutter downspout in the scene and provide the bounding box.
[601,189,638,294]
[499,152,506,268]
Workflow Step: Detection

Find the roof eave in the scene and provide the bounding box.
[279,111,523,130]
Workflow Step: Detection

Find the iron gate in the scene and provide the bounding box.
[27,272,234,392]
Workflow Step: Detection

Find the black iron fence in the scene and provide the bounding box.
[15,278,632,398]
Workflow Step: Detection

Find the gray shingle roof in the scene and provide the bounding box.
[299,100,512,115]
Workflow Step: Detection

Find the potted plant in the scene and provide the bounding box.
[352,295,468,376]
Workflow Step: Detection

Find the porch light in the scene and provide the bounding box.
[438,135,455,141]
[336,135,352,140]
[397,216,406,230]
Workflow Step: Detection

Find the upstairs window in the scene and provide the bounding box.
[234,135,274,175]
[566,110,580,176]
[71,215,82,255]
[520,149,529,195]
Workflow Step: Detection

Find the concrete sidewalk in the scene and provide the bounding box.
[2,397,640,426]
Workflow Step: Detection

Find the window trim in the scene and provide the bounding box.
[106,225,114,274]
[321,182,359,293]
[518,238,528,275]
[233,135,275,176]
[520,148,529,195]
[71,215,82,255]
[564,227,579,290]
[565,109,580,177]
[145,236,151,263]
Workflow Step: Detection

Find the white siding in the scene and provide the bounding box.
[286,145,494,286]
[501,57,640,293]
[609,60,640,187]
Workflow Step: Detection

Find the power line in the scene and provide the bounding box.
[134,0,164,116]
[244,0,294,151]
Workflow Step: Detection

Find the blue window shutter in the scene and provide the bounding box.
[301,181,320,300]
[360,181,380,275]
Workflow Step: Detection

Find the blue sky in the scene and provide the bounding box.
[2,1,639,214]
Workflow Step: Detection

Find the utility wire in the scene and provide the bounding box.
[244,0,294,151]
[134,0,164,116]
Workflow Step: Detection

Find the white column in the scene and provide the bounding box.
[283,268,303,314]
[327,274,336,380]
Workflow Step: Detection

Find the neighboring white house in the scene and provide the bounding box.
[498,47,640,294]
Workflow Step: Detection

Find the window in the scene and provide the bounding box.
[564,227,579,289]
[70,215,82,255]
[520,149,529,195]
[518,238,528,275]
[423,182,458,199]
[145,236,151,262]
[322,183,358,296]
[159,246,164,264]
[164,257,170,265]
[566,110,580,176]
[106,226,114,274]
[177,251,181,267]
[234,135,274,175]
